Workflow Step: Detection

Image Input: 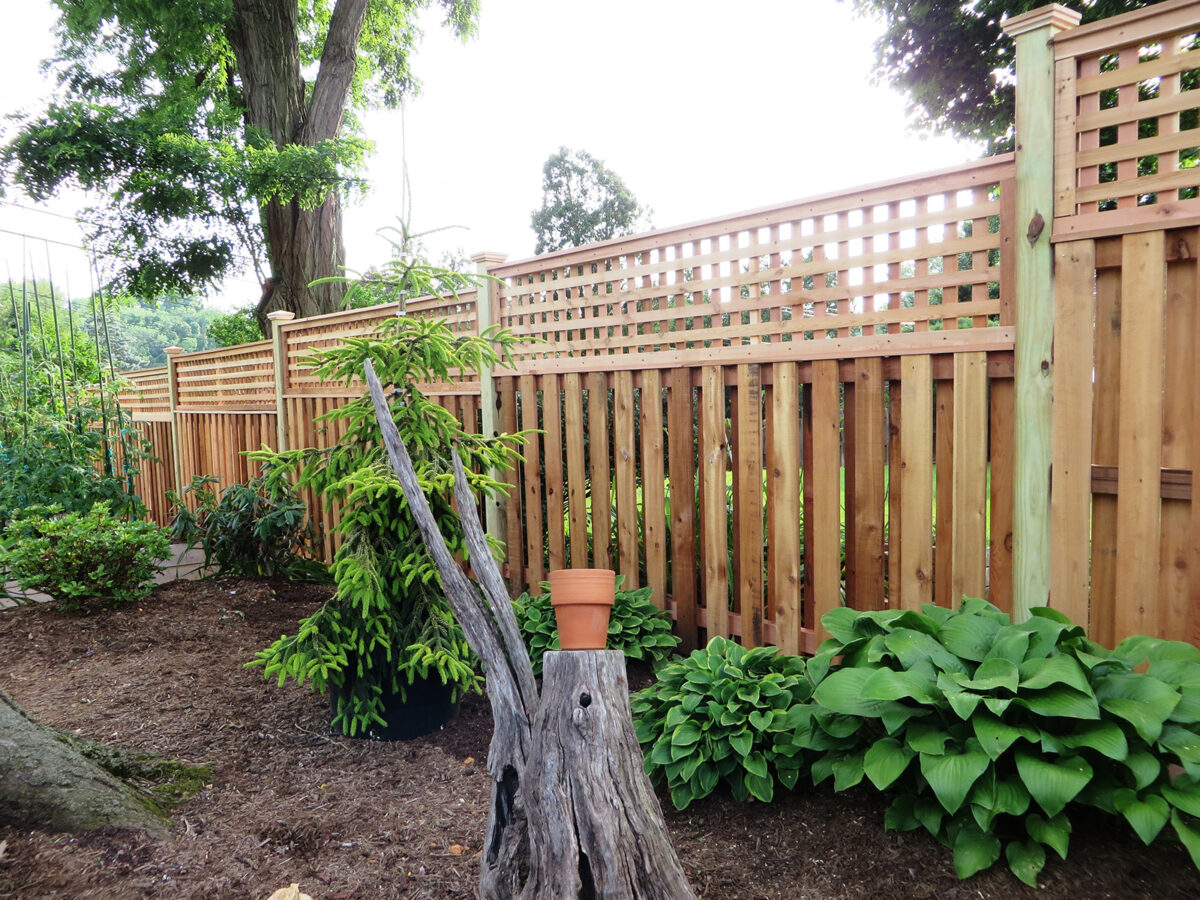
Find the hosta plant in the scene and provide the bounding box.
[801,599,1200,886]
[631,636,811,809]
[514,576,680,675]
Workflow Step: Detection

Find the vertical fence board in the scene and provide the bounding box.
[802,382,815,630]
[499,378,524,592]
[701,366,729,640]
[900,356,934,611]
[771,362,802,654]
[853,357,886,609]
[1115,232,1166,641]
[1051,240,1096,626]
[1091,239,1123,647]
[952,352,988,604]
[587,372,612,571]
[1160,230,1197,641]
[887,381,902,606]
[737,364,764,646]
[989,379,1016,614]
[811,360,841,641]
[519,374,544,588]
[564,373,588,568]
[614,370,640,588]
[935,378,955,608]
[641,369,667,608]
[667,368,698,650]
[542,374,566,572]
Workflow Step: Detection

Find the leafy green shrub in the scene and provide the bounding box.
[0,405,147,528]
[631,636,811,809]
[249,315,522,737]
[801,599,1200,886]
[514,576,680,675]
[0,502,169,609]
[168,466,327,581]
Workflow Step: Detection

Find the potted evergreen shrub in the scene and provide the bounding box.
[250,307,521,739]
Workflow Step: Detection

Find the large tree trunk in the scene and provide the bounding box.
[0,689,167,834]
[227,0,368,331]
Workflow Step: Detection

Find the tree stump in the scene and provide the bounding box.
[364,359,698,899]
[522,650,694,900]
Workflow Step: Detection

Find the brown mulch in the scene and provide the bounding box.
[1,578,1199,900]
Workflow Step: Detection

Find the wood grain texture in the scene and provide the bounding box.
[641,369,667,609]
[811,360,842,641]
[736,364,765,646]
[563,373,588,568]
[614,370,640,589]
[667,368,698,651]
[900,356,934,611]
[771,362,802,654]
[952,352,988,604]
[701,366,729,640]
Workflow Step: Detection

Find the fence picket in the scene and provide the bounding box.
[588,372,612,571]
[564,373,588,568]
[542,373,565,572]
[700,366,729,640]
[641,369,667,609]
[952,352,988,605]
[900,356,934,611]
[519,374,545,587]
[667,368,698,650]
[771,362,802,654]
[614,370,639,588]
[737,364,764,647]
[811,360,841,641]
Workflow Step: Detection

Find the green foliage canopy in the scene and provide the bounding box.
[846,1,1166,152]
[530,147,651,254]
[2,0,479,308]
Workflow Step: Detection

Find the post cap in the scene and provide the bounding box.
[164,346,184,356]
[1001,4,1081,38]
[470,251,509,266]
[266,310,296,322]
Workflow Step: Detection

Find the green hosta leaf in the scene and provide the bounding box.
[1026,811,1072,859]
[696,761,720,796]
[671,721,702,747]
[1116,635,1200,667]
[1160,725,1200,780]
[885,794,920,832]
[1172,810,1200,870]
[1005,838,1046,888]
[880,701,930,733]
[948,689,985,720]
[1162,777,1200,818]
[955,657,1020,693]
[914,796,947,836]
[1019,655,1092,695]
[813,668,890,717]
[985,628,1032,667]
[729,730,753,758]
[1124,751,1162,791]
[1113,788,1170,844]
[1060,720,1129,761]
[939,613,1000,662]
[1095,673,1180,743]
[814,711,863,739]
[995,777,1033,818]
[832,754,865,791]
[983,696,1014,716]
[864,737,915,790]
[1016,684,1100,720]
[670,782,696,811]
[742,750,769,779]
[821,607,861,644]
[861,668,940,705]
[973,712,1036,760]
[906,722,953,755]
[884,627,968,674]
[1015,751,1093,818]
[744,770,774,803]
[953,823,1002,879]
[1168,683,1200,725]
[920,740,991,814]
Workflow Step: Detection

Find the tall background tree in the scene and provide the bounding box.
[2,0,479,333]
[530,147,650,254]
[847,1,1166,152]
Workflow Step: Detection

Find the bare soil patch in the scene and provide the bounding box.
[1,578,1198,899]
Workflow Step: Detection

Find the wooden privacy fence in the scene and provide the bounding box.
[117,0,1200,654]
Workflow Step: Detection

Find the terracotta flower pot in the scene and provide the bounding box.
[549,568,616,650]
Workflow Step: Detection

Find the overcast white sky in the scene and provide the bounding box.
[0,0,980,310]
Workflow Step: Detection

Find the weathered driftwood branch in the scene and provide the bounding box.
[364,359,695,900]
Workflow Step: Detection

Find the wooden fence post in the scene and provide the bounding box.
[1002,4,1081,621]
[471,251,509,552]
[267,310,295,453]
[164,346,184,496]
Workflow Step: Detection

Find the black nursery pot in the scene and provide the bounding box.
[330,674,460,741]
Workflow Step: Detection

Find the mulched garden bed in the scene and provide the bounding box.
[2,578,1199,899]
